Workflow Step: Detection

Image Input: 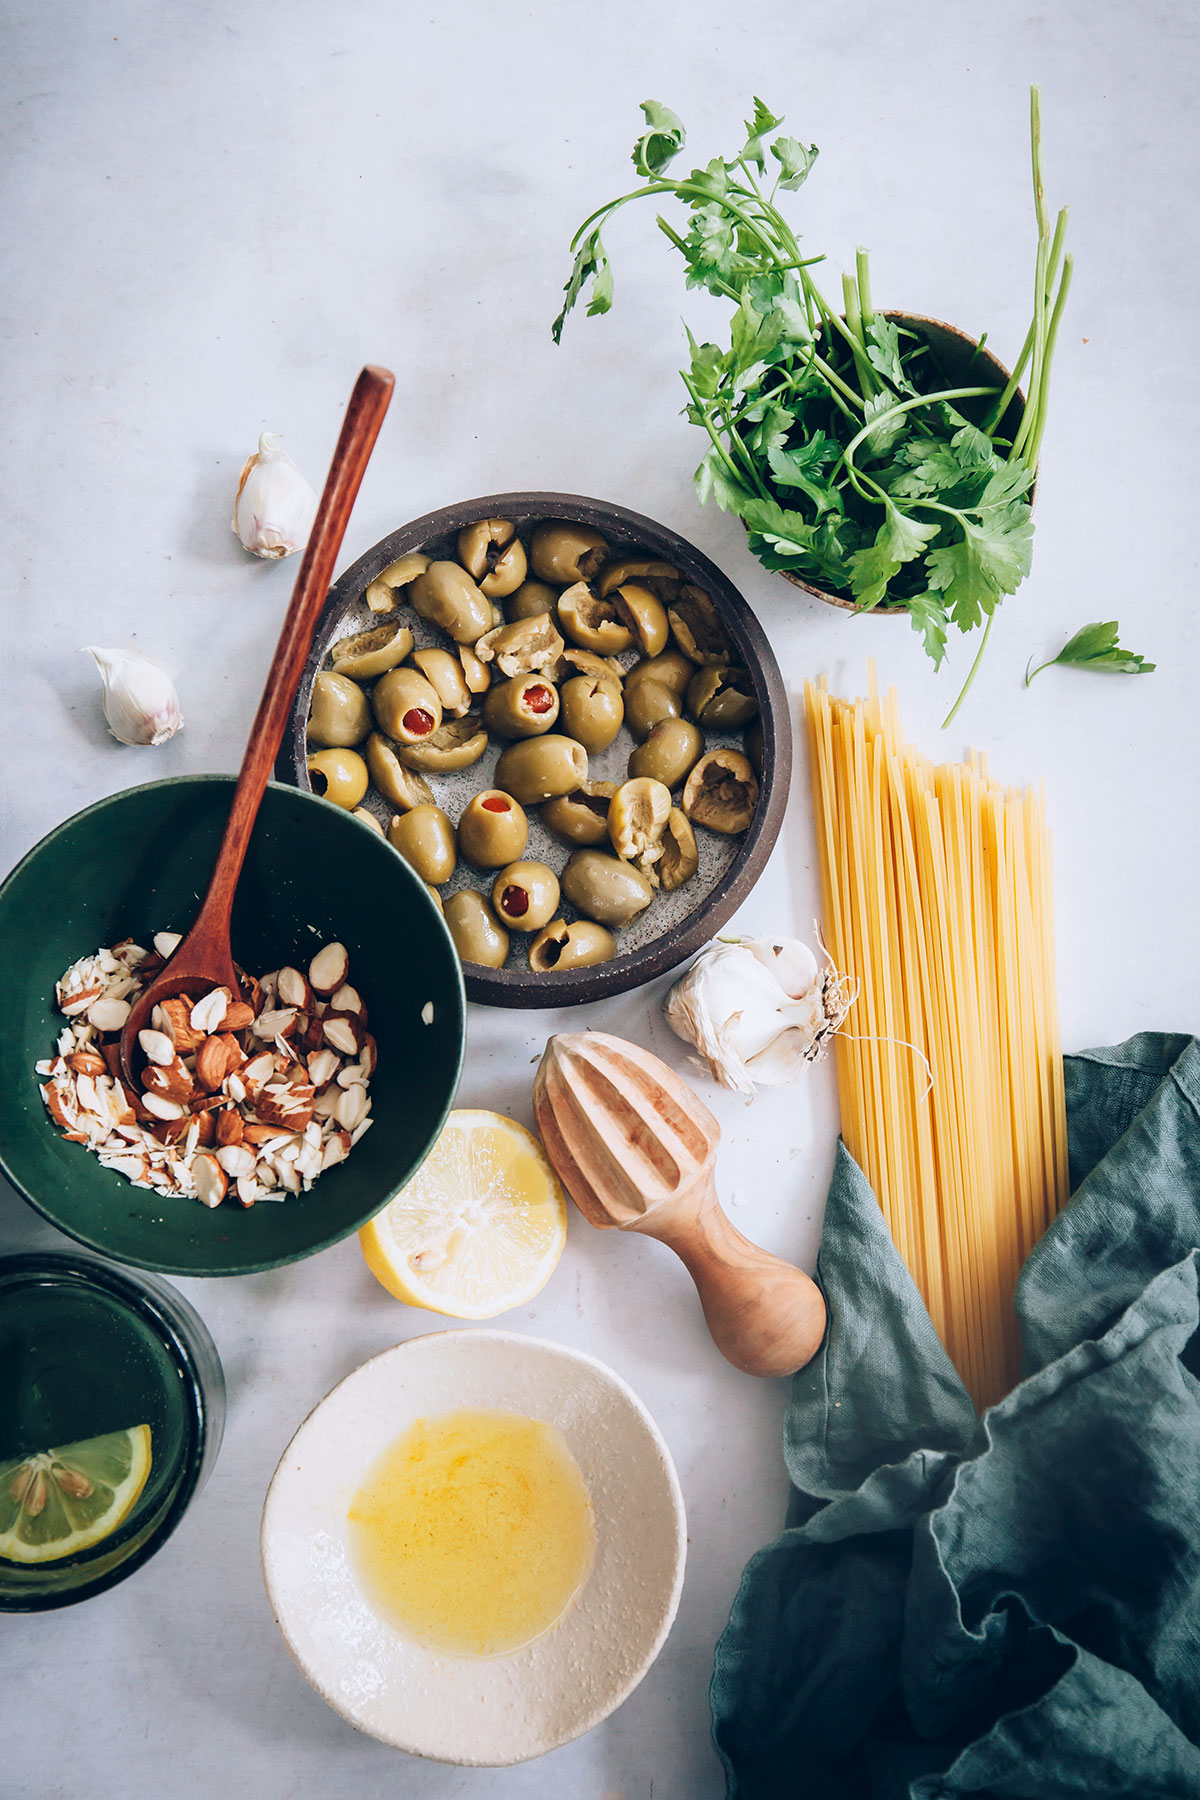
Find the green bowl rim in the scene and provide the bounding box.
[0,775,467,1277]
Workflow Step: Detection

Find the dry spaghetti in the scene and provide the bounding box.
[805,673,1068,1409]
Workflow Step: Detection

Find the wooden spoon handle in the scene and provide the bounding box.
[650,1193,827,1379]
[191,365,395,940]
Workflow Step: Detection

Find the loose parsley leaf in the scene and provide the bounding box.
[1025,621,1156,684]
[551,228,612,344]
[632,101,686,178]
[770,135,818,190]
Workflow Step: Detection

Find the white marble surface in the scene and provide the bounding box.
[2,3,1198,1796]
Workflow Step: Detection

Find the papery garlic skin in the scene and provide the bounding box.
[232,431,317,559]
[83,646,183,747]
[665,935,851,1098]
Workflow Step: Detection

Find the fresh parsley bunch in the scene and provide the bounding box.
[554,92,1074,724]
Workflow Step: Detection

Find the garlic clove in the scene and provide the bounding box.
[83,646,183,747]
[741,935,819,1001]
[232,431,317,559]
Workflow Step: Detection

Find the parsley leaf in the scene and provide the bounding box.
[1026,621,1156,683]
[741,99,783,174]
[632,101,686,178]
[847,499,939,609]
[926,507,1033,632]
[551,228,612,344]
[908,592,950,668]
[770,135,818,190]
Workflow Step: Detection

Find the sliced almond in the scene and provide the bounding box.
[215,1144,255,1178]
[158,996,205,1053]
[87,997,131,1033]
[322,1014,363,1057]
[321,1130,352,1171]
[215,1107,244,1147]
[308,942,349,996]
[59,983,104,1017]
[240,1051,275,1097]
[223,1000,256,1032]
[306,1047,339,1088]
[154,931,183,959]
[66,1050,107,1078]
[192,1153,227,1208]
[333,1084,369,1132]
[142,1091,185,1122]
[193,1109,216,1148]
[143,1057,194,1105]
[190,988,229,1034]
[137,1028,176,1067]
[233,1173,261,1208]
[276,966,313,1010]
[359,1033,378,1076]
[194,1033,242,1094]
[242,1122,294,1147]
[329,983,365,1018]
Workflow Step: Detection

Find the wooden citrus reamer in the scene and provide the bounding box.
[120,365,394,1083]
[533,1031,826,1378]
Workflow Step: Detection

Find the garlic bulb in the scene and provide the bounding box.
[83,647,183,747]
[232,432,317,559]
[664,935,853,1098]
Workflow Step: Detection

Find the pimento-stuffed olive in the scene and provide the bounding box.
[457,790,529,868]
[492,861,560,932]
[482,673,561,739]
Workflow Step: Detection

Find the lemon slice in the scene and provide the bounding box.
[360,1110,568,1318]
[0,1424,153,1564]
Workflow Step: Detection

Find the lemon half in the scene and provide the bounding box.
[0,1424,153,1564]
[360,1110,568,1318]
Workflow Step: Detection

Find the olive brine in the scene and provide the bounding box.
[306,518,762,973]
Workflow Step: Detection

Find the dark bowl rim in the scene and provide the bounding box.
[278,491,792,1008]
[0,775,466,1276]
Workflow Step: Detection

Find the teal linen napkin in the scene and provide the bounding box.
[710,1033,1200,1798]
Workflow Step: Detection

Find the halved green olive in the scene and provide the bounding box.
[386,804,457,885]
[475,614,564,677]
[659,807,699,890]
[371,667,443,744]
[483,673,561,739]
[410,647,473,718]
[307,748,368,809]
[444,890,509,968]
[506,579,560,622]
[556,582,632,654]
[623,648,695,698]
[396,714,489,771]
[528,918,617,971]
[457,519,528,598]
[559,674,623,753]
[611,582,668,657]
[330,621,413,680]
[365,733,435,811]
[624,678,683,743]
[595,556,680,598]
[627,717,704,788]
[457,790,529,868]
[745,717,764,777]
[539,782,616,847]
[529,521,609,585]
[409,560,494,643]
[608,778,672,879]
[682,749,759,833]
[365,551,430,613]
[352,806,385,835]
[686,665,759,729]
[560,849,655,928]
[457,643,491,696]
[553,647,625,685]
[492,860,560,932]
[494,734,588,805]
[307,671,371,747]
[668,585,732,665]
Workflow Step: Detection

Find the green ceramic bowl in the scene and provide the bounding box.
[0,778,465,1276]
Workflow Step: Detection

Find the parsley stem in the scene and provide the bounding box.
[840,386,1002,485]
[841,274,877,397]
[855,248,874,328]
[941,611,996,729]
[681,373,770,500]
[1023,253,1073,471]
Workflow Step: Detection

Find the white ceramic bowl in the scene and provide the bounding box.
[260,1329,687,1766]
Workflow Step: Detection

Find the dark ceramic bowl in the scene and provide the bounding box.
[280,494,790,1008]
[0,778,465,1275]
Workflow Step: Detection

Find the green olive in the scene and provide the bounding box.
[365,733,435,811]
[307,748,368,809]
[397,714,489,771]
[457,790,529,868]
[668,585,732,665]
[457,643,491,696]
[624,678,683,743]
[627,717,704,788]
[659,807,699,890]
[611,582,669,657]
[385,804,456,885]
[528,918,617,972]
[444,890,510,968]
[475,615,564,678]
[483,673,560,739]
[493,734,588,805]
[555,647,625,684]
[306,671,371,747]
[371,667,443,744]
[559,674,623,753]
[409,560,494,643]
[556,582,633,654]
[457,519,528,598]
[686,665,759,729]
[539,782,616,847]
[595,556,680,598]
[529,520,610,585]
[365,551,430,613]
[330,621,413,680]
[352,806,385,835]
[682,749,759,834]
[410,647,472,717]
[608,778,672,874]
[425,883,444,914]
[492,860,560,932]
[560,849,655,928]
[506,579,560,622]
[623,648,695,698]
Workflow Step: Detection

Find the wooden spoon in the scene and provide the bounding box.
[120,365,395,1083]
[533,1031,827,1378]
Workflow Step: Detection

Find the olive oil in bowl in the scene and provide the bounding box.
[346,1408,594,1656]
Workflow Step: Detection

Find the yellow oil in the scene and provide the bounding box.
[346,1408,594,1657]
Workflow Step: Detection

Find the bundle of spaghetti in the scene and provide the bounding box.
[804,672,1068,1409]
